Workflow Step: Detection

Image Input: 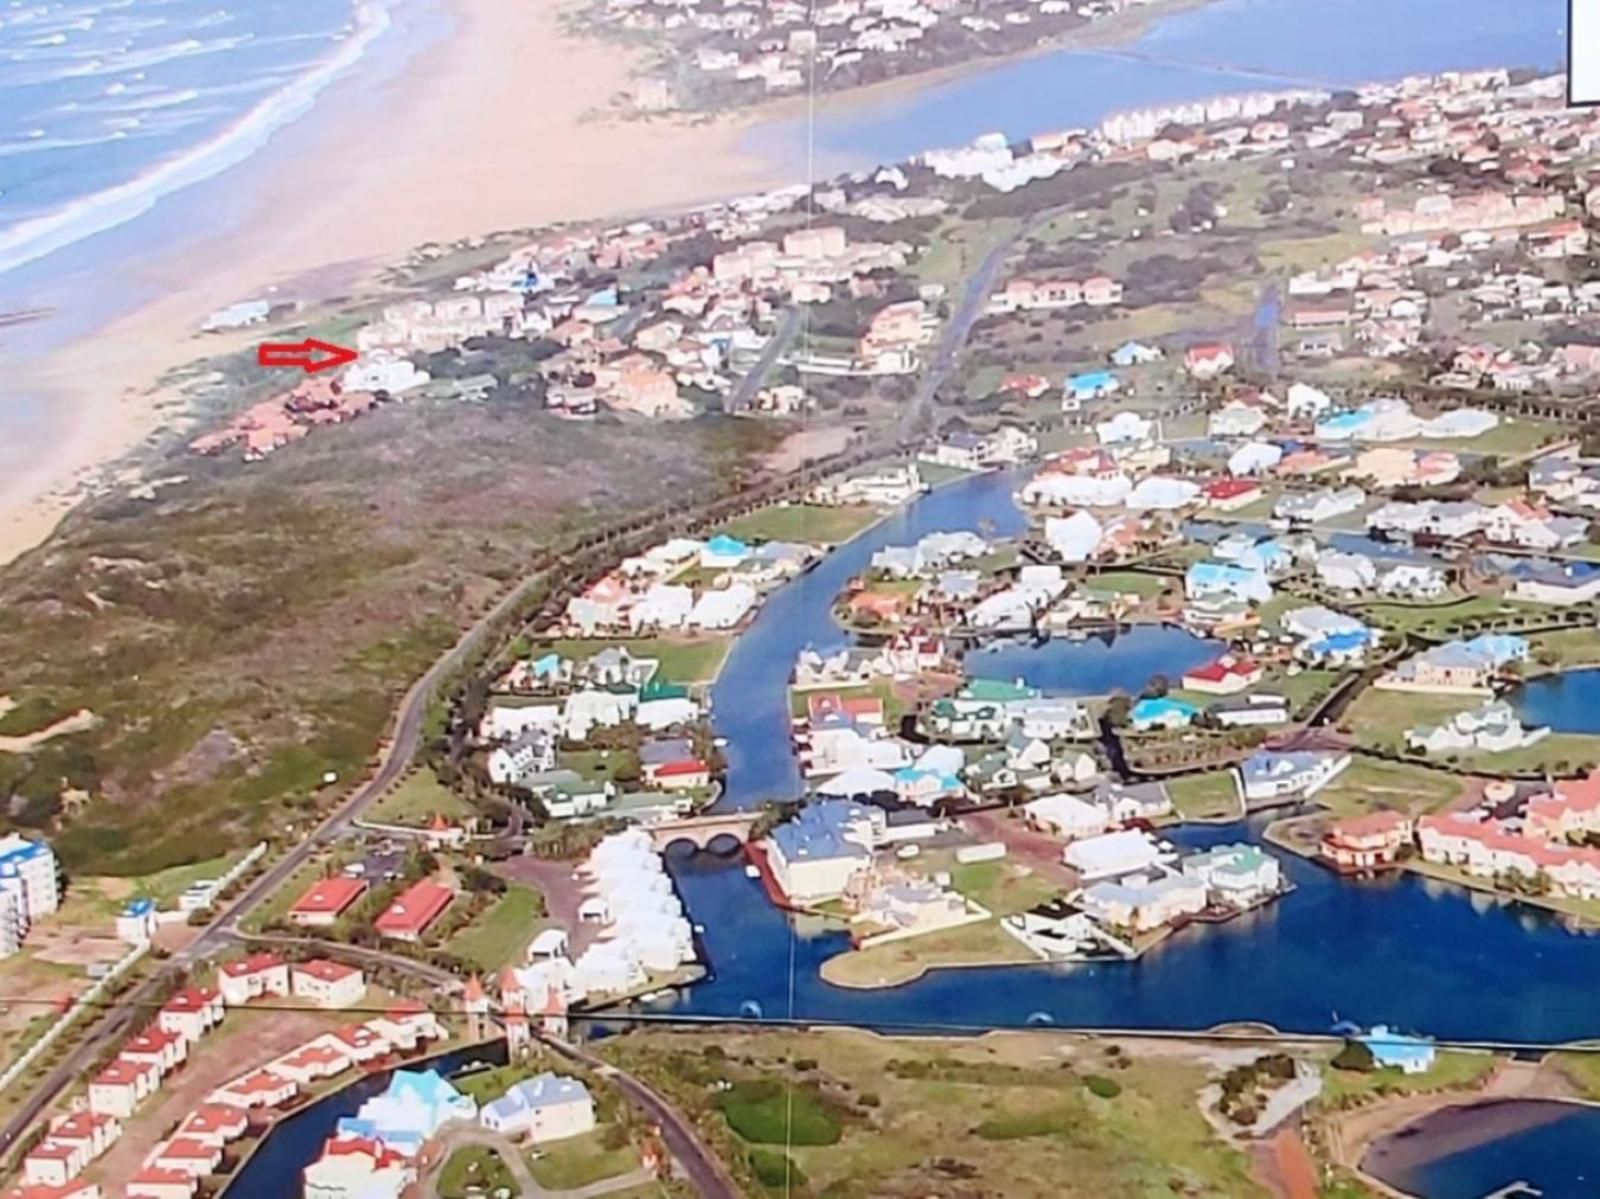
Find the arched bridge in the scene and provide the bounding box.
[648,811,762,851]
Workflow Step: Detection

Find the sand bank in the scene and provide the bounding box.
[0,0,794,568]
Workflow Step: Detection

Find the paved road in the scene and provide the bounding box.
[727,306,801,415]
[900,212,1065,443]
[225,931,462,992]
[539,1035,740,1199]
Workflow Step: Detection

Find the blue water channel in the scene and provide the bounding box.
[226,1042,505,1198]
[685,468,1600,1045]
[1364,1101,1600,1199]
[1513,669,1600,736]
[710,468,1030,807]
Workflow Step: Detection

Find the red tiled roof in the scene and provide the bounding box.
[1203,479,1260,499]
[162,986,218,1013]
[293,959,362,984]
[654,759,710,778]
[95,1058,157,1087]
[289,877,367,917]
[219,952,284,979]
[373,880,453,937]
[181,1105,247,1135]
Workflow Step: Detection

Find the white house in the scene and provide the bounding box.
[1022,794,1109,841]
[479,1074,595,1144]
[1063,830,1169,880]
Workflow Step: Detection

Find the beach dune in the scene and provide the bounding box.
[0,0,792,567]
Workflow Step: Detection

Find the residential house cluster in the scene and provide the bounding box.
[1368,497,1587,552]
[510,828,696,1005]
[187,377,383,463]
[1414,771,1600,901]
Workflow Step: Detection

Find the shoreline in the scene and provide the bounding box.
[0,0,787,572]
[0,0,1226,574]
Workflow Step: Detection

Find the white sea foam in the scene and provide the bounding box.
[0,1,395,277]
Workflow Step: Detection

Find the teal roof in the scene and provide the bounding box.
[961,678,1037,703]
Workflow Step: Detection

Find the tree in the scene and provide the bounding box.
[1331,1040,1375,1073]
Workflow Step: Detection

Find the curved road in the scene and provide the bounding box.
[539,1034,741,1199]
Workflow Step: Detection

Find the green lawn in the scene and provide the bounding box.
[717,503,880,545]
[446,883,547,973]
[1311,759,1462,820]
[716,1080,843,1146]
[437,1145,517,1199]
[1167,771,1241,822]
[1271,669,1340,716]
[1358,596,1544,638]
[1403,417,1559,458]
[126,853,238,904]
[527,1129,640,1189]
[1342,689,1600,773]
[929,852,1059,916]
[1320,1048,1494,1104]
[1529,630,1600,671]
[370,768,475,827]
[534,636,731,685]
[1087,570,1170,599]
[452,1063,537,1105]
[603,1027,1270,1199]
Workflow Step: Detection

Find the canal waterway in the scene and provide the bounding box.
[1362,1099,1600,1199]
[226,1042,505,1198]
[965,624,1221,696]
[1512,668,1600,735]
[710,468,1031,808]
[684,469,1600,1044]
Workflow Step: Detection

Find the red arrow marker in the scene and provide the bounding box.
[256,338,358,374]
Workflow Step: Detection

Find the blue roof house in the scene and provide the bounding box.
[1130,696,1199,731]
[1185,560,1273,604]
[1461,633,1528,667]
[336,1069,477,1154]
[1357,1026,1436,1074]
[480,1073,595,1142]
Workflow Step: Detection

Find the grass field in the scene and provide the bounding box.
[1358,595,1544,638]
[1341,689,1600,773]
[437,1145,516,1199]
[369,768,475,827]
[1404,417,1559,458]
[602,1027,1270,1198]
[717,503,880,546]
[819,919,1036,989]
[1320,1048,1494,1104]
[533,636,732,685]
[446,883,546,973]
[901,848,1059,917]
[1310,759,1462,820]
[1086,570,1170,599]
[1167,771,1241,822]
[717,1080,843,1145]
[527,1130,641,1189]
[1529,630,1600,671]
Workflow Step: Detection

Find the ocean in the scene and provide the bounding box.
[0,0,388,281]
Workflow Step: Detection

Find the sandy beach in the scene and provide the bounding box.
[0,0,794,568]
